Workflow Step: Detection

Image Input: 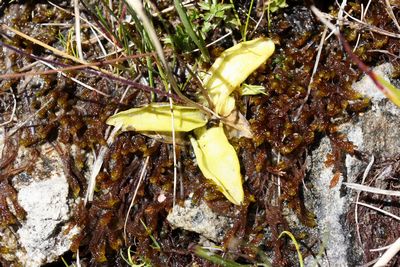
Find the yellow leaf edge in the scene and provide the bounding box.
[106,103,208,132]
[203,37,275,116]
[190,125,244,205]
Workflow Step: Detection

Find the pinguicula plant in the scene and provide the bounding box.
[106,37,275,205]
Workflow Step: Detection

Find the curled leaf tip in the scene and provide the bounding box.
[203,37,275,116]
[190,126,244,205]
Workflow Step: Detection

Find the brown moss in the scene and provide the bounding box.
[0,180,26,227]
[0,137,26,227]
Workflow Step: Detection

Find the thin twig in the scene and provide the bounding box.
[40,22,74,27]
[190,30,232,53]
[356,202,400,221]
[350,21,400,39]
[49,1,115,46]
[39,60,110,96]
[96,43,135,59]
[336,0,347,35]
[125,0,180,207]
[148,0,194,17]
[74,0,84,60]
[339,8,400,39]
[363,0,372,20]
[353,0,365,51]
[367,49,400,59]
[384,0,400,33]
[0,92,16,126]
[88,23,108,59]
[84,81,133,204]
[76,248,81,267]
[370,243,394,252]
[354,156,374,246]
[294,27,327,121]
[373,238,400,267]
[251,1,266,36]
[7,98,52,137]
[84,123,121,204]
[123,155,150,244]
[345,182,400,197]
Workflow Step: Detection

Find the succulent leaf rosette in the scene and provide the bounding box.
[107,37,275,205]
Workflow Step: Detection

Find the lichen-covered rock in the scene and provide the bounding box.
[1,142,79,267]
[14,173,78,267]
[305,136,348,266]
[346,63,400,157]
[167,198,230,242]
[304,63,400,266]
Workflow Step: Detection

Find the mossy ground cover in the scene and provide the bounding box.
[0,0,399,266]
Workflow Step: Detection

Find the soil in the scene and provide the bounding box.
[0,0,399,266]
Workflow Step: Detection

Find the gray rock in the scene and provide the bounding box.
[15,172,78,267]
[1,141,78,267]
[345,64,400,158]
[305,63,400,266]
[167,197,230,242]
[305,136,348,266]
[351,63,395,105]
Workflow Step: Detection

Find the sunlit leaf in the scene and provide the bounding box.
[190,126,244,205]
[203,37,275,116]
[106,103,208,132]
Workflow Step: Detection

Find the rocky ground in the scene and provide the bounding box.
[0,0,400,266]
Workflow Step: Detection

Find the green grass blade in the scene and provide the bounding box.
[278,231,304,267]
[173,0,210,62]
[243,0,255,41]
[195,246,252,267]
[140,219,161,251]
[229,0,243,38]
[375,73,400,107]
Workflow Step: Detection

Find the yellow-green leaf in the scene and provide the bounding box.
[106,103,208,132]
[375,73,400,107]
[278,231,304,267]
[239,84,267,96]
[190,126,244,205]
[203,37,275,116]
